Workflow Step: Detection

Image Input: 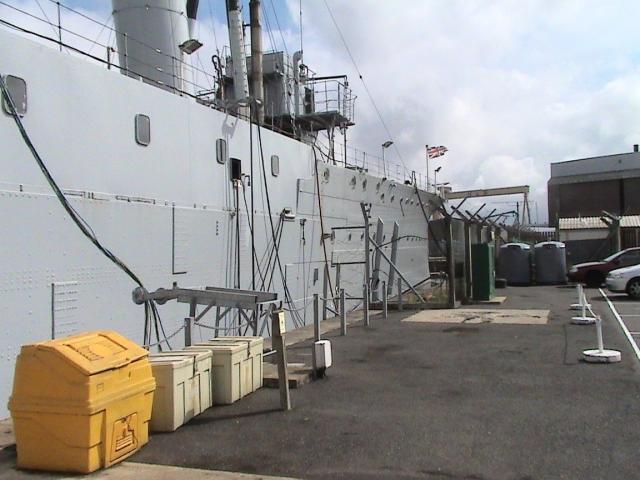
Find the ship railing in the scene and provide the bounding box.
[0,0,222,106]
[0,0,319,141]
[314,138,439,194]
[304,76,355,124]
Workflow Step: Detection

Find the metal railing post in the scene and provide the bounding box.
[313,293,320,341]
[340,288,346,336]
[313,293,319,374]
[123,33,129,74]
[271,309,291,410]
[322,266,328,321]
[184,317,193,347]
[57,1,62,52]
[398,278,403,312]
[363,283,370,326]
[382,280,388,318]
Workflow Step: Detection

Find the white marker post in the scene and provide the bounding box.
[571,288,596,325]
[582,315,621,363]
[571,283,591,311]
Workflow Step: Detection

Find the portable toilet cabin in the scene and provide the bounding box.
[498,243,532,285]
[534,241,567,284]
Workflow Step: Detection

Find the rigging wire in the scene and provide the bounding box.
[260,2,279,54]
[267,0,289,56]
[240,181,268,288]
[321,0,409,176]
[205,0,220,55]
[86,12,113,55]
[33,0,59,40]
[0,74,170,350]
[256,122,305,328]
[311,145,338,311]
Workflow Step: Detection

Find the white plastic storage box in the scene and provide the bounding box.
[314,340,333,369]
[160,349,213,413]
[148,349,212,432]
[188,338,262,405]
[209,336,264,392]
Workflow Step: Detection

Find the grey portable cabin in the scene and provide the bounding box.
[498,243,532,285]
[534,241,567,284]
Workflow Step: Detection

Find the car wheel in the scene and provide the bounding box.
[627,278,640,299]
[585,271,604,288]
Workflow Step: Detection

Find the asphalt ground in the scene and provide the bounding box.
[129,285,640,480]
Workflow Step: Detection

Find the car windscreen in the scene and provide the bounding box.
[602,252,620,262]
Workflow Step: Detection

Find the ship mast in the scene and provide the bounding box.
[226,0,250,107]
[249,0,264,124]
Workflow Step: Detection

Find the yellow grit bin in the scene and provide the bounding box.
[8,331,156,473]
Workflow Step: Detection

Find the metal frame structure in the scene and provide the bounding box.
[132,284,279,338]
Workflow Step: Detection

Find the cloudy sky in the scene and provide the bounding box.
[3,0,640,223]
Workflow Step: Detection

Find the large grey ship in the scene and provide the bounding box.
[0,0,438,417]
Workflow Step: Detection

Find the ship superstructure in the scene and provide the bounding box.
[0,0,439,417]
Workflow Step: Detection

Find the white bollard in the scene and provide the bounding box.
[571,283,591,311]
[582,315,621,363]
[571,288,596,325]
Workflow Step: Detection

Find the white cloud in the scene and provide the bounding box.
[289,0,640,222]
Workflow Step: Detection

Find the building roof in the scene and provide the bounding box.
[550,151,640,179]
[559,215,640,230]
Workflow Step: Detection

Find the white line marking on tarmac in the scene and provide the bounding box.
[600,288,640,363]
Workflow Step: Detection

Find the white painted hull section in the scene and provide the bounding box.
[0,28,435,416]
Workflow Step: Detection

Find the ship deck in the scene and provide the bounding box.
[2,285,640,479]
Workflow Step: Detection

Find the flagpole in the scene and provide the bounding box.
[425,144,430,190]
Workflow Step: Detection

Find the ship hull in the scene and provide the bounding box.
[0,28,437,417]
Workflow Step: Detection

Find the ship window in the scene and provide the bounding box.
[216,138,227,164]
[230,157,242,181]
[271,154,280,177]
[2,75,27,116]
[135,114,150,146]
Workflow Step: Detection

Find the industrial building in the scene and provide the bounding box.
[548,146,640,264]
[548,146,640,224]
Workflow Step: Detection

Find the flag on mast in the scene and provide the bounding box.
[426,145,448,159]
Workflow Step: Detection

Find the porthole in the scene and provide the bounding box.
[134,114,150,146]
[216,138,228,164]
[376,182,381,192]
[323,168,330,182]
[362,179,368,190]
[348,233,352,241]
[380,193,385,202]
[2,75,27,116]
[271,154,280,177]
[390,195,395,203]
[349,176,357,188]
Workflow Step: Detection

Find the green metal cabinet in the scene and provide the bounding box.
[472,243,495,301]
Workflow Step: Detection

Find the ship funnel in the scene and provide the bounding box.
[112,0,199,94]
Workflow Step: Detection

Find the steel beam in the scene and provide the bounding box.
[446,185,530,200]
